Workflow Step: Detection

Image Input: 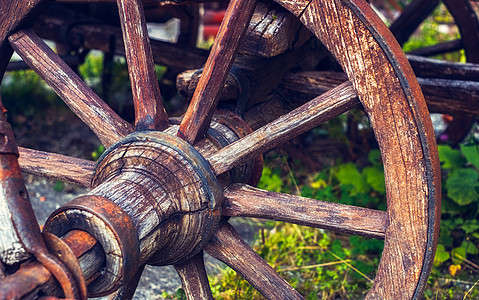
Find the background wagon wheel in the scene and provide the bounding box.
[388,0,479,145]
[0,0,440,299]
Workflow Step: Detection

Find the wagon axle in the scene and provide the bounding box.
[2,115,260,298]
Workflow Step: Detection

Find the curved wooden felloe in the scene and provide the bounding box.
[0,0,440,299]
[273,1,440,297]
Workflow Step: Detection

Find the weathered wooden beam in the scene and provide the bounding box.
[223,184,387,239]
[238,0,311,57]
[176,39,328,112]
[417,78,479,115]
[282,71,479,116]
[407,54,479,81]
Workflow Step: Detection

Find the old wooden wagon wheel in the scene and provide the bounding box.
[0,0,440,299]
[389,0,479,144]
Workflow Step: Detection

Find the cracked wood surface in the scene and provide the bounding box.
[270,0,441,298]
[208,81,357,175]
[18,147,95,187]
[282,70,479,116]
[223,184,387,239]
[174,252,213,300]
[117,0,169,131]
[0,0,50,80]
[177,0,258,144]
[239,0,309,57]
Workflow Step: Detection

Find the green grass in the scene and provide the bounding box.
[208,138,479,299]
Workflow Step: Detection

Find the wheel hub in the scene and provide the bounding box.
[91,131,224,266]
[44,115,260,296]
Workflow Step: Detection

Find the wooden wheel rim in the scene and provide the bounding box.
[270,0,441,298]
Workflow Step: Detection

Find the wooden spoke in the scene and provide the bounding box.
[208,82,357,176]
[223,184,386,239]
[0,0,44,80]
[18,147,95,187]
[441,0,479,145]
[204,221,303,300]
[116,0,169,131]
[443,0,479,63]
[174,252,213,300]
[177,0,258,144]
[8,30,133,147]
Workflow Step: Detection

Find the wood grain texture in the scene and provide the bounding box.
[177,39,325,115]
[223,184,386,239]
[282,70,479,116]
[239,0,305,57]
[270,0,441,298]
[18,147,95,187]
[208,81,357,176]
[109,264,145,300]
[174,252,213,300]
[417,78,479,115]
[177,0,258,144]
[90,132,222,266]
[8,30,133,147]
[117,0,169,131]
[205,221,303,299]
